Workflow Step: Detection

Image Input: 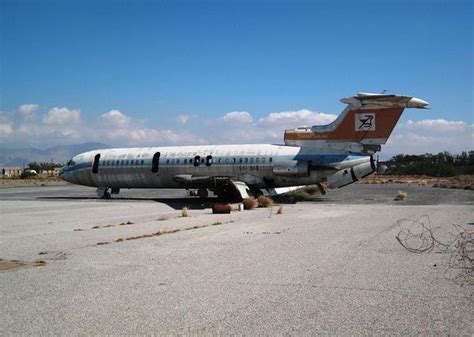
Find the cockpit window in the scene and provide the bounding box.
[67,159,76,166]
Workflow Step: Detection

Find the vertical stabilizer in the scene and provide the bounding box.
[284,92,429,154]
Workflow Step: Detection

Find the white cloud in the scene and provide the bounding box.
[2,102,472,154]
[43,107,81,125]
[0,123,13,137]
[406,119,467,132]
[98,110,207,146]
[17,104,39,121]
[222,111,253,124]
[258,109,336,128]
[384,119,473,154]
[100,109,131,127]
[175,114,191,124]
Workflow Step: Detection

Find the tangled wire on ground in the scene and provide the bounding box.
[395,215,473,286]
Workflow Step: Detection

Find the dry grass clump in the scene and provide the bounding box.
[276,206,283,215]
[304,186,321,195]
[257,196,273,208]
[182,207,189,217]
[394,190,407,201]
[34,260,47,267]
[243,198,258,210]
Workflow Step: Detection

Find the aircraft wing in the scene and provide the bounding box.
[173,174,250,200]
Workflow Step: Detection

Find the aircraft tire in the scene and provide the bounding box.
[198,188,209,199]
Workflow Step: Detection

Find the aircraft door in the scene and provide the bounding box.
[92,154,100,174]
[151,152,160,173]
[206,155,213,166]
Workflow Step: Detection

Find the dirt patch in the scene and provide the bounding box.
[0,258,47,272]
[0,177,61,185]
[110,220,235,244]
[358,174,474,190]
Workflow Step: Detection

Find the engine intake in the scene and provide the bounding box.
[273,160,309,178]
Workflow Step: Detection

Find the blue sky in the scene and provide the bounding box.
[0,0,472,154]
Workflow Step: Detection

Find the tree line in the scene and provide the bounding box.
[384,151,474,176]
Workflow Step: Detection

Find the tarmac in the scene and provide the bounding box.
[0,182,473,335]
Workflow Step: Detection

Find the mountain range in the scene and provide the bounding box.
[0,142,108,167]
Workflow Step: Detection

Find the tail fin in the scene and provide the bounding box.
[284,92,429,153]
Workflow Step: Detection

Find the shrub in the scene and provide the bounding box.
[20,170,37,179]
[243,198,257,210]
[257,196,273,208]
[394,191,407,201]
[181,207,189,217]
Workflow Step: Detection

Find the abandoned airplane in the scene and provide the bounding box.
[59,92,429,199]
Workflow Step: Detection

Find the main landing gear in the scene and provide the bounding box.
[189,188,209,199]
[96,187,120,199]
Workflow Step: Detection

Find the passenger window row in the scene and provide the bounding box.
[98,157,273,166]
[100,159,146,166]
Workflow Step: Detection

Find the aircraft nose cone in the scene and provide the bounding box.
[58,168,70,182]
[407,97,429,108]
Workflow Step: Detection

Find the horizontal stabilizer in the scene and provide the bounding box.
[267,185,305,196]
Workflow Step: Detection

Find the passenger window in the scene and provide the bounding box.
[262,158,266,163]
[250,158,254,164]
[225,158,229,164]
[194,156,200,167]
[176,159,180,164]
[269,157,273,163]
[239,158,243,164]
[141,160,144,165]
[166,159,170,164]
[256,158,260,163]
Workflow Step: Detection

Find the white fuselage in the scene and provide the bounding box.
[59,144,370,190]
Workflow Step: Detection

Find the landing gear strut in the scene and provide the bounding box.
[96,187,111,199]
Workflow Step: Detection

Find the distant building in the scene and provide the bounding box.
[39,168,61,178]
[1,167,22,178]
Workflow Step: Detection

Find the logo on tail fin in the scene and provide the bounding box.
[355,113,376,131]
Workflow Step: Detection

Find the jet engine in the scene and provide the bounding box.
[327,158,376,189]
[273,160,309,177]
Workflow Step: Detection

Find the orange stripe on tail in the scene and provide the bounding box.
[284,107,404,144]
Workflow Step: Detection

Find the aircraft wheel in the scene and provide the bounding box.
[198,188,209,199]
